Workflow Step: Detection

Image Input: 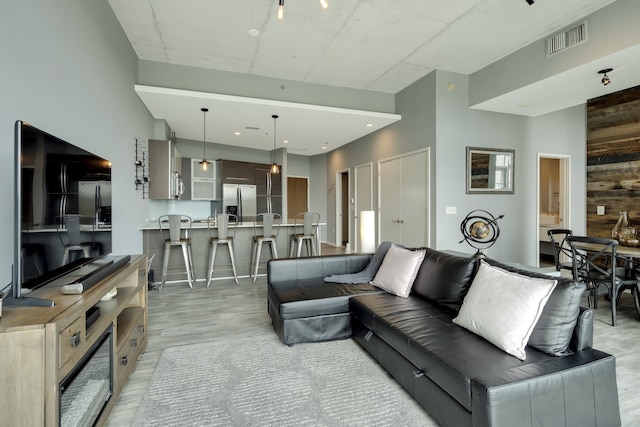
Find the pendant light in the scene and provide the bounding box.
[270,114,280,175]
[276,0,328,20]
[199,107,211,171]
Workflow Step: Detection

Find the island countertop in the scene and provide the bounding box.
[141,221,325,285]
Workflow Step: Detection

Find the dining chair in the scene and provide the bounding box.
[565,235,638,326]
[547,229,573,272]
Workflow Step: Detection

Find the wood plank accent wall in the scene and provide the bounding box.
[587,85,640,237]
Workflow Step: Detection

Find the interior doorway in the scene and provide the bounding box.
[335,169,350,248]
[287,176,308,220]
[537,154,570,267]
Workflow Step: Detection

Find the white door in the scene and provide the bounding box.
[379,150,429,247]
[354,163,373,252]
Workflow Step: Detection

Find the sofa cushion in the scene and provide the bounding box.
[351,292,555,412]
[371,244,425,298]
[269,278,382,320]
[453,261,557,360]
[411,249,477,304]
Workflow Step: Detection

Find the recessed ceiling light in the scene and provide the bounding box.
[248,28,260,37]
[366,123,373,127]
[234,131,241,135]
[283,140,288,144]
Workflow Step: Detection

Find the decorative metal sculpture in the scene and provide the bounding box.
[459,210,504,256]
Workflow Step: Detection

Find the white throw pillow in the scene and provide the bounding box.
[453,260,557,360]
[370,244,425,298]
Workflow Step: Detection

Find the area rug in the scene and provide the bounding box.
[132,334,437,426]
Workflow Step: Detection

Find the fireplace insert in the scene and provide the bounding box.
[59,325,113,427]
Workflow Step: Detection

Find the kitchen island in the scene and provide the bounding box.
[140,220,326,285]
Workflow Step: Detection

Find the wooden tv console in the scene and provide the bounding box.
[0,255,147,426]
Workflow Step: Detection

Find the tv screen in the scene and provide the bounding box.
[12,121,112,302]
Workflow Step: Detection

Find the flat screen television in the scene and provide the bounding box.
[8,121,113,306]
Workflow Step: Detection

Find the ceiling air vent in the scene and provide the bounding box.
[546,21,587,57]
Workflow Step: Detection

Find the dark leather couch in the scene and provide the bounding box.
[267,249,621,427]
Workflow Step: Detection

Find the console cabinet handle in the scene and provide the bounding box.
[138,324,145,333]
[70,332,81,348]
[121,355,128,366]
[131,338,138,348]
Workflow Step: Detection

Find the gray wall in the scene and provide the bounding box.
[0,1,155,286]
[323,69,586,265]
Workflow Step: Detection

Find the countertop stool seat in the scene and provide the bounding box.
[251,213,281,283]
[159,214,195,291]
[289,212,320,257]
[206,213,239,286]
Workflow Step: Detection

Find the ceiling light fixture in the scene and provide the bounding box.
[199,107,211,171]
[270,114,280,174]
[276,0,328,20]
[525,0,535,5]
[277,0,284,20]
[598,68,613,86]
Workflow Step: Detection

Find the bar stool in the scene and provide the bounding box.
[251,213,281,283]
[206,213,239,286]
[289,212,321,257]
[55,214,100,265]
[158,214,195,291]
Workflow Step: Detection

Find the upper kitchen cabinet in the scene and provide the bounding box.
[254,163,282,196]
[220,160,254,184]
[149,139,183,199]
[182,158,221,200]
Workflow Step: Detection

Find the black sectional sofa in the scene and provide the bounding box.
[267,248,621,427]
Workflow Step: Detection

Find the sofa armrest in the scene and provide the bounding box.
[267,254,372,286]
[471,349,620,426]
[570,306,594,352]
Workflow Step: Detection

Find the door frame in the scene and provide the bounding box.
[335,168,351,248]
[536,153,571,267]
[354,162,374,253]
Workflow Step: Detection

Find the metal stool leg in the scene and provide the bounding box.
[252,240,263,283]
[180,242,193,289]
[160,242,171,291]
[206,241,218,288]
[227,241,239,285]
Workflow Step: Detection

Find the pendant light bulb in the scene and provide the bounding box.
[199,107,211,172]
[271,114,280,175]
[320,0,329,10]
[277,0,284,20]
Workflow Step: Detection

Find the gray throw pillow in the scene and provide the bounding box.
[528,280,586,356]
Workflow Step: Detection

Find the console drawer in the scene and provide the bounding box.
[59,316,85,369]
[116,308,145,387]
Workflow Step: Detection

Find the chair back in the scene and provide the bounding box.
[255,213,281,238]
[55,214,93,247]
[209,214,237,240]
[565,235,617,282]
[295,212,320,236]
[159,215,191,243]
[547,228,573,270]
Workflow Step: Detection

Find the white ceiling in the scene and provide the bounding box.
[109,0,635,154]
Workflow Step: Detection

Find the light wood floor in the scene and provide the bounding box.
[106,245,640,426]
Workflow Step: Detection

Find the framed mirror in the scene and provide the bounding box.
[466,147,515,194]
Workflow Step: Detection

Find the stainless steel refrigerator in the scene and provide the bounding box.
[222,184,257,223]
[78,181,112,227]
